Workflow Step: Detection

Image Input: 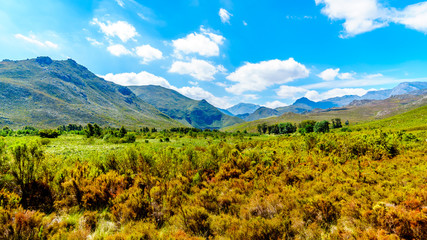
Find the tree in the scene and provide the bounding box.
[261,123,268,134]
[279,122,297,134]
[314,120,330,133]
[298,120,316,134]
[331,118,342,129]
[93,123,102,137]
[86,123,95,138]
[119,126,127,138]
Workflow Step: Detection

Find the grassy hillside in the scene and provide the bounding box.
[353,104,427,131]
[0,57,182,129]
[224,93,427,132]
[129,85,244,129]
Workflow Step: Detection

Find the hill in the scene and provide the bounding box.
[0,57,182,129]
[129,85,244,129]
[223,92,427,132]
[353,104,427,131]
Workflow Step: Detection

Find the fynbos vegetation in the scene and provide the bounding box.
[0,114,425,239]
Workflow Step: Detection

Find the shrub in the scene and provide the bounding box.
[39,129,60,138]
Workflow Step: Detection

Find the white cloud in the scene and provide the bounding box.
[15,34,58,49]
[276,85,370,102]
[219,8,232,24]
[102,71,172,88]
[366,73,383,79]
[318,68,354,81]
[169,58,219,81]
[394,2,427,33]
[107,44,132,56]
[135,44,163,64]
[316,0,427,37]
[318,68,340,81]
[91,18,138,42]
[175,86,232,108]
[276,85,310,100]
[115,0,125,8]
[264,101,288,109]
[338,72,355,80]
[302,73,421,89]
[226,58,309,95]
[243,21,248,26]
[172,26,225,57]
[315,0,389,37]
[305,88,369,101]
[86,37,103,46]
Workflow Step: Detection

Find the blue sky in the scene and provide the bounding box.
[1,0,427,108]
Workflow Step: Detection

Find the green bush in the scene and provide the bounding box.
[314,120,330,133]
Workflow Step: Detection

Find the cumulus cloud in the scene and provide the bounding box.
[107,44,132,56]
[219,8,232,24]
[316,0,427,37]
[91,18,138,42]
[169,58,219,81]
[264,101,288,109]
[135,44,163,64]
[172,26,225,57]
[318,68,340,81]
[315,0,389,37]
[15,34,58,49]
[102,71,172,88]
[394,2,427,33]
[318,68,354,81]
[226,58,309,95]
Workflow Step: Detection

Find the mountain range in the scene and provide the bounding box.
[224,90,427,133]
[129,85,243,129]
[234,81,427,121]
[0,57,426,130]
[0,57,182,129]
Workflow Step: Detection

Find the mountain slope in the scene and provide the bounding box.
[226,103,261,115]
[0,57,182,129]
[129,85,244,129]
[223,92,427,132]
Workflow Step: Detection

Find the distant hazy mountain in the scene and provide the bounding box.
[0,57,181,129]
[231,81,427,122]
[244,97,338,121]
[129,85,244,129]
[226,103,261,115]
[390,82,427,96]
[224,92,427,133]
[322,82,427,107]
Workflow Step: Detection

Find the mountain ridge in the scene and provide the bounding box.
[129,85,244,129]
[0,57,182,129]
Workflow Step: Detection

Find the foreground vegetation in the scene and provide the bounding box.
[0,120,426,239]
